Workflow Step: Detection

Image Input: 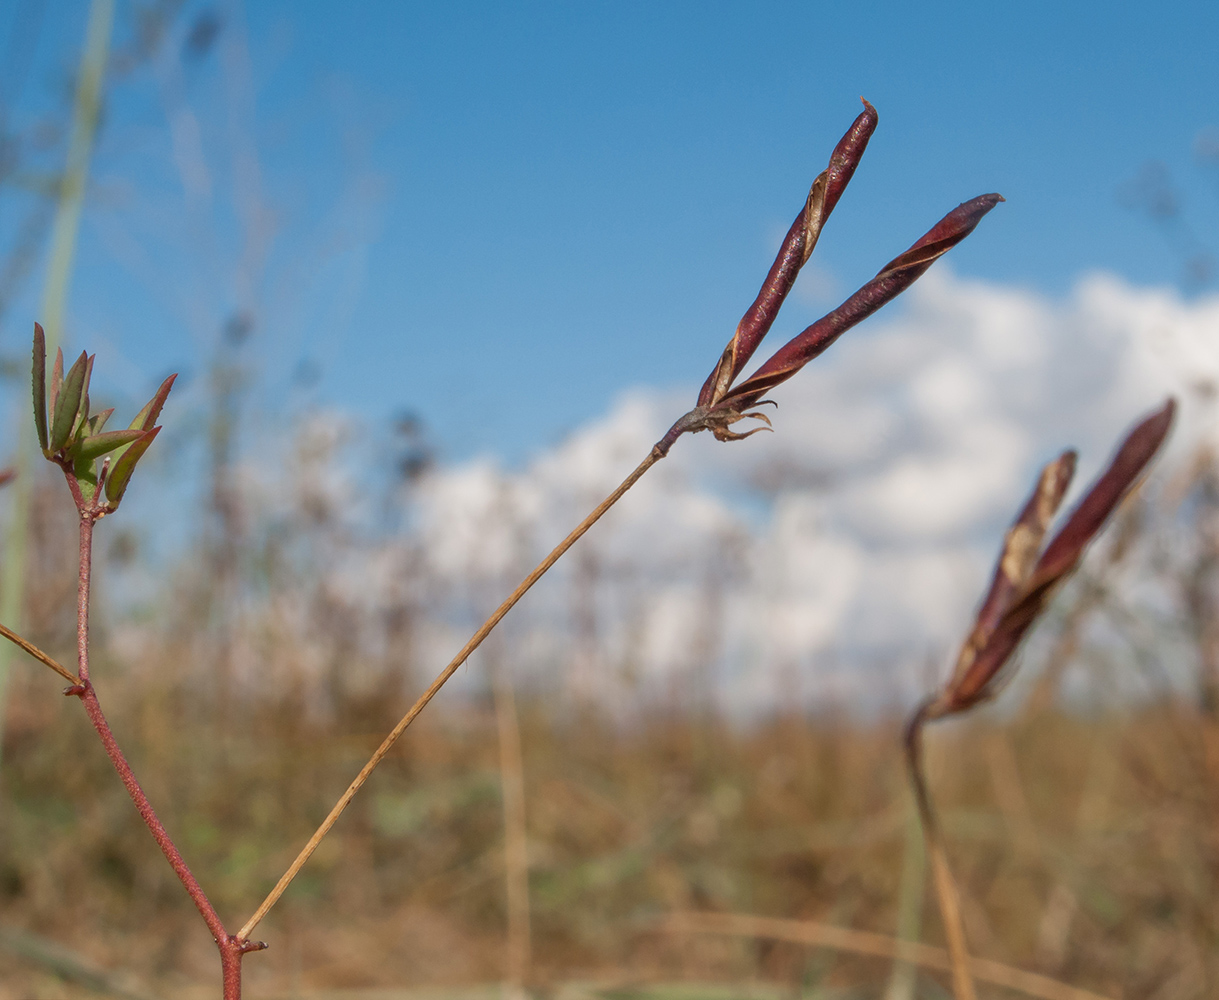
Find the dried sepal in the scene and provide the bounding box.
[821,98,878,219]
[930,399,1175,718]
[50,351,89,453]
[658,106,1003,457]
[976,452,1076,635]
[104,426,161,507]
[32,323,47,450]
[698,100,878,407]
[705,406,774,443]
[716,194,1005,415]
[972,399,1176,675]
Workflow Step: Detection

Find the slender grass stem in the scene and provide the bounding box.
[239,445,664,941]
[664,911,1115,1000]
[905,703,978,1000]
[883,793,926,1000]
[0,623,79,686]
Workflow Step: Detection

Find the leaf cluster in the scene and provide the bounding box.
[32,322,175,511]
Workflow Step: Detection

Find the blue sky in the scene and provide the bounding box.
[3,0,1217,464]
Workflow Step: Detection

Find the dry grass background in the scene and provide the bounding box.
[0,8,1211,995]
[3,447,1219,1000]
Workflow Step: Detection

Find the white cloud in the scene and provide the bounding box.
[403,269,1219,712]
[210,271,1218,715]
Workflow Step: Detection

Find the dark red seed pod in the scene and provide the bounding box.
[716,193,1004,414]
[932,399,1175,716]
[699,100,879,407]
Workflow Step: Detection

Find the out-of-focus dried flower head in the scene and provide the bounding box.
[927,399,1176,719]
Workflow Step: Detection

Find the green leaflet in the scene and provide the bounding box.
[49,351,88,453]
[72,429,144,463]
[104,426,160,507]
[32,324,47,451]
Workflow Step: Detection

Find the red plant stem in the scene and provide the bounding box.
[77,687,227,940]
[221,942,244,999]
[72,507,254,999]
[77,517,93,681]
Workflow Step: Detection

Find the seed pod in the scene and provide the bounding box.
[716,194,1005,414]
[699,100,879,407]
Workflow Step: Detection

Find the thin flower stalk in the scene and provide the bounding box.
[905,399,1175,1000]
[240,100,1002,944]
[0,622,80,686]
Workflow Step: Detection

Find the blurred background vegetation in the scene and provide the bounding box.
[7,467,1219,1000]
[2,3,1219,1000]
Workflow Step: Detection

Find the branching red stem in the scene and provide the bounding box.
[76,683,226,939]
[68,489,259,999]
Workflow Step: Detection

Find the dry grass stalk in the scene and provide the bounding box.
[237,447,662,943]
[0,0,113,763]
[0,924,159,1000]
[492,654,532,993]
[883,797,927,1000]
[905,400,1176,1000]
[662,911,1116,1000]
[0,621,79,686]
[10,672,1212,992]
